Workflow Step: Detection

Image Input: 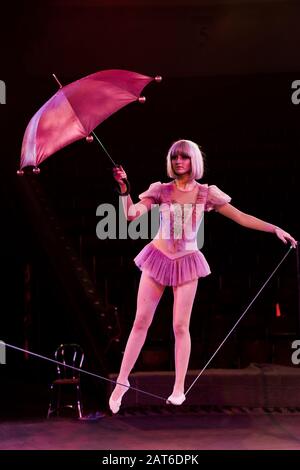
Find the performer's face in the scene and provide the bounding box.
[171,153,191,176]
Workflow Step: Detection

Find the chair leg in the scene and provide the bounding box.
[76,384,83,418]
[57,384,61,416]
[47,384,55,419]
[48,382,83,419]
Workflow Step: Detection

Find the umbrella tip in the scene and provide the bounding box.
[16,169,24,176]
[86,135,94,143]
[138,96,146,104]
[155,75,162,82]
[52,73,63,88]
[33,167,41,175]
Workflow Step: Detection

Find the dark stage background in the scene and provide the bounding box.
[0,0,300,417]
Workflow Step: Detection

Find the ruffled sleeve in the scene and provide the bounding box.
[138,181,162,204]
[205,184,231,212]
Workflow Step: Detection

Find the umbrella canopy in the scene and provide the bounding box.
[20,69,161,170]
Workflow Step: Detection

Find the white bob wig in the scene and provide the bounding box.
[166,139,204,180]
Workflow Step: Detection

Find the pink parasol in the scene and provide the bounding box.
[19,69,161,192]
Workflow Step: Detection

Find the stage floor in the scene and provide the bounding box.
[1,409,300,450]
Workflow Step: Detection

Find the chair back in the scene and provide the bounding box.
[54,343,84,380]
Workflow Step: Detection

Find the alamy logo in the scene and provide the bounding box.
[291,80,300,105]
[0,341,6,364]
[96,198,205,249]
[291,340,300,365]
[0,80,6,104]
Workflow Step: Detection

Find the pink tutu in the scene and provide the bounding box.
[134,243,211,286]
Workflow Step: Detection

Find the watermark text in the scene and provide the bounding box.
[291,80,300,105]
[0,341,6,364]
[96,198,205,249]
[291,340,300,365]
[0,80,6,104]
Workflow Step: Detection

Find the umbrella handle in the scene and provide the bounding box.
[116,178,130,196]
[114,164,131,196]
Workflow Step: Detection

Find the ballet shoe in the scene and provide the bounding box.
[109,380,130,414]
[166,393,186,406]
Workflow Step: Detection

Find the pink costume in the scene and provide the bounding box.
[134,180,231,286]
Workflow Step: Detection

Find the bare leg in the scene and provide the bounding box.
[110,271,165,402]
[171,279,198,397]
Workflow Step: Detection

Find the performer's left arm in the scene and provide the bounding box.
[216,203,297,248]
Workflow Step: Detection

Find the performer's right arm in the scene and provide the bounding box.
[113,165,154,221]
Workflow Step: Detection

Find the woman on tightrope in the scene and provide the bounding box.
[109,139,297,413]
